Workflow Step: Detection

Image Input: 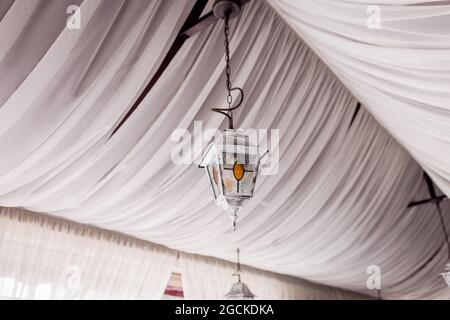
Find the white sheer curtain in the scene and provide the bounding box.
[1,207,370,300]
[181,253,369,300]
[0,207,176,300]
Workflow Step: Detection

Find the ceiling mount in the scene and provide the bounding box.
[213,0,241,20]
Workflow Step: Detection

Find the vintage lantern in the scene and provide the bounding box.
[199,129,267,230]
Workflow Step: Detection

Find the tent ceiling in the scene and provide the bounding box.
[268,0,450,200]
[0,0,449,299]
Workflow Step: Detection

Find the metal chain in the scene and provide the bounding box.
[211,10,244,130]
[234,248,241,282]
[224,13,234,129]
[224,13,233,124]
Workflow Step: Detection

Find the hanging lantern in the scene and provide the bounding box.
[198,0,267,231]
[225,249,255,300]
[199,130,267,230]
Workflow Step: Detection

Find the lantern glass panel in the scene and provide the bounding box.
[206,163,219,199]
[199,129,268,215]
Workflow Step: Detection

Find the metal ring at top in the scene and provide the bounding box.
[213,0,241,20]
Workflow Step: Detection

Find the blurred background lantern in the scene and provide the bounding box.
[225,249,255,300]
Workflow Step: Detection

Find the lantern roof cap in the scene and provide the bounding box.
[198,129,268,168]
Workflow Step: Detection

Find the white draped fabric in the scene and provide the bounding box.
[268,0,450,197]
[181,253,368,300]
[0,207,176,300]
[0,207,367,300]
[0,0,449,299]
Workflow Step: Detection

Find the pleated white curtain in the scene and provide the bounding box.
[0,207,177,300]
[267,0,450,197]
[181,253,369,300]
[0,207,369,300]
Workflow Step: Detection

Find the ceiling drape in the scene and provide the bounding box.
[0,0,194,208]
[0,0,449,299]
[268,0,450,197]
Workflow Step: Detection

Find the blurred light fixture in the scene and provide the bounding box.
[225,249,255,300]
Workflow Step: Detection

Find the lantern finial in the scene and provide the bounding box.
[231,213,238,231]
